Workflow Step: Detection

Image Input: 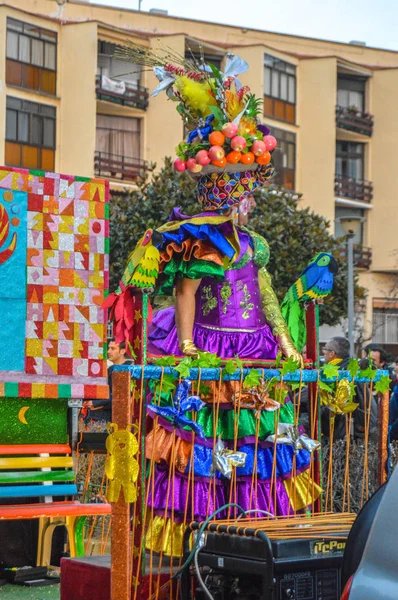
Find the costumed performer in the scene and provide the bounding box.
[105,50,321,556]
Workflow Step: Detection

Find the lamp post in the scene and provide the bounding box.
[336,216,365,356]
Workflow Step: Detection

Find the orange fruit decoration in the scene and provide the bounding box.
[240,152,255,165]
[209,131,225,146]
[255,151,271,165]
[226,151,242,164]
[212,157,227,168]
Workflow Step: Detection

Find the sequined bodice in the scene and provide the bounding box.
[195,229,269,331]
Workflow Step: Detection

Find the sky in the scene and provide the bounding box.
[91,0,398,51]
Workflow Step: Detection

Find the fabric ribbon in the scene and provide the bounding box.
[211,438,246,479]
[266,423,320,454]
[320,379,359,416]
[147,379,206,437]
[187,114,215,143]
[102,285,136,350]
[233,379,280,418]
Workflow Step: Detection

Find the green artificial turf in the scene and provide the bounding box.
[0,583,60,599]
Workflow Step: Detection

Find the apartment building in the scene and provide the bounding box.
[1,1,398,351]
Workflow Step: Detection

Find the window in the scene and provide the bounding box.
[97,41,141,87]
[264,54,296,124]
[335,206,365,245]
[337,75,366,112]
[271,127,296,190]
[336,141,364,180]
[5,97,56,171]
[184,48,223,71]
[373,307,398,345]
[6,18,57,95]
[96,114,141,158]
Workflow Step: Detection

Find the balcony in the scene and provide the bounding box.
[335,175,373,203]
[336,105,373,136]
[95,75,149,110]
[94,151,147,182]
[339,244,372,270]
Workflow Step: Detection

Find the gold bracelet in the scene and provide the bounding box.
[179,339,199,358]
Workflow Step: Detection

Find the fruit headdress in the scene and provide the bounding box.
[116,45,277,176]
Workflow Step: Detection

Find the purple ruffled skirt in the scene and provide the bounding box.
[148,467,291,520]
[148,307,278,359]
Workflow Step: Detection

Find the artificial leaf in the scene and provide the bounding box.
[235,355,243,370]
[374,375,392,395]
[224,359,238,375]
[175,357,192,379]
[318,380,334,393]
[275,350,283,369]
[153,355,177,367]
[347,358,360,380]
[208,63,223,83]
[281,356,300,376]
[322,363,340,379]
[243,368,261,389]
[359,367,377,381]
[208,105,227,126]
[290,382,303,391]
[194,351,221,368]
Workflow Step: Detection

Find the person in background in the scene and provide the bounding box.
[322,336,378,441]
[81,339,133,432]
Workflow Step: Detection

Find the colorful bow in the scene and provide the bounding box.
[266,423,320,454]
[233,380,280,419]
[211,438,246,479]
[147,379,205,437]
[320,379,359,417]
[187,114,215,143]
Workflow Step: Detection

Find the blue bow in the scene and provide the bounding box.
[187,115,215,143]
[147,379,205,437]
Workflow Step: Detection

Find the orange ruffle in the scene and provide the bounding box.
[146,424,192,472]
[159,238,223,268]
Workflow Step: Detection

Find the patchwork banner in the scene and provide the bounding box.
[0,167,109,398]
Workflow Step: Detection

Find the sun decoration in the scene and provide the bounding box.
[114,45,277,175]
[0,199,19,265]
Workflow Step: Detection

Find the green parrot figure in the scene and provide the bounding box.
[280,253,339,353]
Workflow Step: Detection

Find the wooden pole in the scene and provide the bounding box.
[305,302,322,512]
[378,391,389,486]
[111,369,132,600]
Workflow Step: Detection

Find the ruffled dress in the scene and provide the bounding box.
[145,210,320,555]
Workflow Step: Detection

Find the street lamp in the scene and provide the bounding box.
[336,216,366,355]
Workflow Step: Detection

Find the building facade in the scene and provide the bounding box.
[1,1,398,352]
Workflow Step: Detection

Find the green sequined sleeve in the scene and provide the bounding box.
[258,267,290,337]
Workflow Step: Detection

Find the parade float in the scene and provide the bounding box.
[96,50,390,600]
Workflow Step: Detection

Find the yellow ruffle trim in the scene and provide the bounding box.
[145,516,186,557]
[284,470,322,511]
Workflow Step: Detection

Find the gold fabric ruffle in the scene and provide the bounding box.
[284,470,322,511]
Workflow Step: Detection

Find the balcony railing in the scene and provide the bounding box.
[94,151,147,181]
[335,174,373,203]
[95,75,149,110]
[339,244,372,270]
[336,105,374,136]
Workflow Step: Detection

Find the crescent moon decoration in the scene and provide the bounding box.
[0,204,17,265]
[18,406,29,425]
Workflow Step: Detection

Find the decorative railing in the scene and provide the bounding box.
[339,244,372,269]
[94,151,147,181]
[336,105,374,136]
[95,74,149,110]
[334,174,373,203]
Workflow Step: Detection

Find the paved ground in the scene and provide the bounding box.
[0,584,60,599]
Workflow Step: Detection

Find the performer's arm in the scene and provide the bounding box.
[258,267,303,367]
[175,277,201,357]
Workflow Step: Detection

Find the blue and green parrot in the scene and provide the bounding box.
[280,253,339,352]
